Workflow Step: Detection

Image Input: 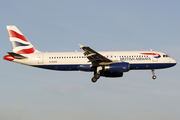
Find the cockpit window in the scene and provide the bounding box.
[163,55,169,57]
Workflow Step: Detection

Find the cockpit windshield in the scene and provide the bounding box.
[163,55,169,57]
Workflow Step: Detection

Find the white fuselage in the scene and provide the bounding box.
[12,51,176,71]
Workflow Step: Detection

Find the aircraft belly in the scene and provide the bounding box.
[33,64,80,71]
[130,63,176,69]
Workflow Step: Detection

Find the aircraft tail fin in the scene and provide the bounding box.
[6,26,40,54]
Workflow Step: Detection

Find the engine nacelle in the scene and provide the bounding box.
[104,62,130,72]
[100,71,123,77]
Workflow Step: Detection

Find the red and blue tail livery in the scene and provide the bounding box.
[6,26,38,54]
[3,26,177,83]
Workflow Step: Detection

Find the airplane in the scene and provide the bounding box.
[3,26,177,83]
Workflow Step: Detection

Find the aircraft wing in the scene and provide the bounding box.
[79,44,112,66]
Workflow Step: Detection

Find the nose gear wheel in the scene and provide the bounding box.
[151,69,157,80]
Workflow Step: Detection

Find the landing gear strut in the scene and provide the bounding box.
[91,66,102,83]
[151,69,157,80]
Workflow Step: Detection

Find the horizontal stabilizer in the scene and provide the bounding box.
[8,52,27,59]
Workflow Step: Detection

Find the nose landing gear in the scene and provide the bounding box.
[151,69,157,80]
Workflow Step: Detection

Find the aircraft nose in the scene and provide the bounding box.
[170,58,177,66]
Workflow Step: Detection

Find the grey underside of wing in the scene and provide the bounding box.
[82,47,112,64]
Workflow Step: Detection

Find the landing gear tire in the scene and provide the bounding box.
[94,74,100,79]
[151,69,157,80]
[92,67,102,83]
[91,77,97,83]
[152,75,157,80]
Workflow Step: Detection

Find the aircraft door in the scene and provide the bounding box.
[38,53,44,64]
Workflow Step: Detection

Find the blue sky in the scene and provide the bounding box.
[0,0,180,120]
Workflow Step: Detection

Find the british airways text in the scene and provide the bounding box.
[120,57,151,61]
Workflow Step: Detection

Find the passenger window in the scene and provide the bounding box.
[49,57,51,59]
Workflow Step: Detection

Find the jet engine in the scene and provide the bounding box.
[104,62,130,72]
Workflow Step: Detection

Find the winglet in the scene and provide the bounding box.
[79,44,84,49]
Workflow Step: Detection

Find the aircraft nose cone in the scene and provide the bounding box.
[172,59,177,64]
[170,58,177,66]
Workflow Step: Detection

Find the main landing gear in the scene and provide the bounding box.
[91,74,100,83]
[91,66,102,83]
[151,69,157,80]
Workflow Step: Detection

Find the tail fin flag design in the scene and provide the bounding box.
[6,26,39,54]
